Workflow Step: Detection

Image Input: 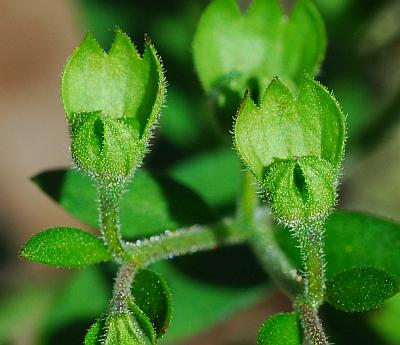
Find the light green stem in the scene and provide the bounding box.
[294,220,326,307]
[238,171,302,297]
[294,219,329,345]
[98,181,129,262]
[253,210,302,298]
[128,219,247,267]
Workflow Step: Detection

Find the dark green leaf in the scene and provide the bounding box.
[128,302,157,345]
[276,211,400,281]
[169,147,242,211]
[324,212,400,281]
[132,269,172,338]
[32,168,215,238]
[257,312,302,345]
[193,0,326,96]
[20,227,111,267]
[326,267,399,312]
[152,260,267,342]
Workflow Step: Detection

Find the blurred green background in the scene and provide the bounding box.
[0,0,399,344]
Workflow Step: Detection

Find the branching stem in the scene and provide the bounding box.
[253,210,303,298]
[128,219,248,267]
[238,171,302,298]
[109,261,137,314]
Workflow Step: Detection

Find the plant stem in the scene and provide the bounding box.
[295,220,326,307]
[109,261,137,314]
[294,219,329,344]
[127,219,247,267]
[298,303,329,345]
[237,171,302,297]
[253,209,303,298]
[98,181,129,262]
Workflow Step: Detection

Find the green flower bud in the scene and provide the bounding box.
[263,156,337,226]
[234,76,346,225]
[69,111,143,181]
[85,313,150,345]
[62,29,166,182]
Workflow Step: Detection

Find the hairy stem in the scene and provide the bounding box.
[109,261,137,314]
[98,181,129,262]
[298,303,329,345]
[293,220,328,344]
[127,219,247,267]
[295,220,326,307]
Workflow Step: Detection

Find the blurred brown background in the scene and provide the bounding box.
[1,0,400,344]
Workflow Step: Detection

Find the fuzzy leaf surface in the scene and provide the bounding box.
[326,267,399,312]
[20,227,111,267]
[257,312,302,345]
[276,212,400,309]
[132,269,172,338]
[277,211,400,279]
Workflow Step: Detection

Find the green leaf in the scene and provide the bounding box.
[168,147,242,211]
[257,312,302,345]
[85,320,102,345]
[32,168,215,238]
[62,29,166,180]
[20,227,111,267]
[132,269,172,338]
[152,260,267,343]
[234,76,346,182]
[193,0,326,96]
[128,302,157,345]
[326,267,399,312]
[324,212,400,281]
[277,212,400,280]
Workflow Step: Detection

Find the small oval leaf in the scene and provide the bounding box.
[132,269,172,338]
[257,312,302,345]
[20,227,111,267]
[128,299,157,345]
[326,267,399,312]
